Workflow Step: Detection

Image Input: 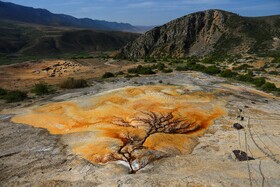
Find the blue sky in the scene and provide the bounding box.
[3,0,280,25]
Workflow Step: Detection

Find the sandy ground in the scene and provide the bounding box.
[0,59,136,90]
[0,72,280,186]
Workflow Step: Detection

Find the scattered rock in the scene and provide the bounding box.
[233,123,244,130]
[232,150,255,161]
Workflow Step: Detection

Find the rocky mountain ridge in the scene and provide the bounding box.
[120,10,280,58]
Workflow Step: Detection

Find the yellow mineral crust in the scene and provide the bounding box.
[12,85,225,165]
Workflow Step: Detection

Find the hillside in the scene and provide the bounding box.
[119,10,280,58]
[0,20,140,57]
[0,1,139,32]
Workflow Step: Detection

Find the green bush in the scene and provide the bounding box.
[175,65,189,71]
[102,72,115,78]
[156,62,166,71]
[171,59,183,64]
[4,90,27,103]
[271,57,280,64]
[144,57,157,63]
[253,77,266,87]
[128,65,156,75]
[233,64,253,70]
[204,65,221,75]
[201,57,215,64]
[261,82,278,92]
[236,74,254,82]
[220,69,237,77]
[268,71,279,75]
[60,78,88,89]
[31,82,54,96]
[175,63,206,72]
[191,64,206,71]
[0,87,7,98]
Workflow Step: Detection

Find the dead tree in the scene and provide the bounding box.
[110,111,197,174]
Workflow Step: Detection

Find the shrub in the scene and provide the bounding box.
[156,62,166,71]
[175,65,189,71]
[204,65,221,75]
[271,57,280,64]
[175,63,206,72]
[0,87,7,97]
[102,72,115,79]
[144,57,157,63]
[171,59,183,64]
[233,64,253,70]
[60,78,88,89]
[268,71,279,75]
[162,68,173,73]
[4,90,27,103]
[201,57,215,64]
[253,77,266,87]
[31,82,54,96]
[124,74,139,78]
[115,71,125,75]
[236,74,254,82]
[220,69,237,77]
[128,65,155,75]
[191,64,206,71]
[261,82,278,92]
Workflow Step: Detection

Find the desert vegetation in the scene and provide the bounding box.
[31,82,55,96]
[3,90,28,103]
[59,78,88,89]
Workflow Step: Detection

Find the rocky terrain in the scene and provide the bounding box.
[1,72,280,186]
[119,10,280,58]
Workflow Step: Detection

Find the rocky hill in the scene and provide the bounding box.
[119,10,280,58]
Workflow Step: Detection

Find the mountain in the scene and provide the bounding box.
[0,20,140,56]
[119,10,280,58]
[0,1,140,32]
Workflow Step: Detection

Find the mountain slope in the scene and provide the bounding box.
[0,20,140,56]
[0,1,138,32]
[119,10,280,58]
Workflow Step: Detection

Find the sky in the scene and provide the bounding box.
[3,0,280,25]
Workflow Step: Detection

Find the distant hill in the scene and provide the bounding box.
[0,20,140,56]
[0,1,143,32]
[119,10,280,58]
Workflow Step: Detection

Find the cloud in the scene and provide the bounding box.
[127,1,156,8]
